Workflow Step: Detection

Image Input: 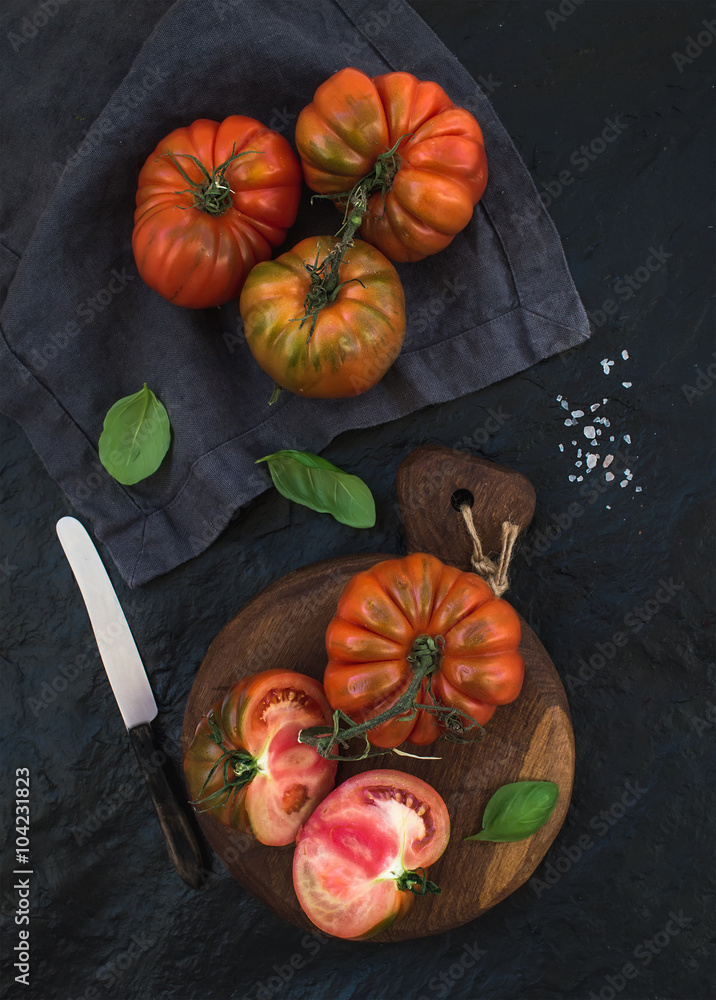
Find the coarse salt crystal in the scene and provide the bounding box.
[620,480,628,488]
[577,476,584,482]
[586,454,598,469]
[623,434,631,444]
[622,381,632,388]
[606,505,611,509]
[556,395,563,402]
[601,359,614,374]
[584,425,596,438]
[606,472,615,482]
[622,349,629,360]
[577,448,582,457]
[572,440,577,446]
[625,469,633,480]
[569,475,576,482]
[561,400,569,410]
[559,443,564,452]
[591,403,600,412]
[571,410,584,418]
[575,461,583,468]
[635,487,642,493]
[564,418,576,426]
[610,436,615,442]
[604,455,614,467]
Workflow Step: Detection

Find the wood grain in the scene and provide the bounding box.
[181,448,574,941]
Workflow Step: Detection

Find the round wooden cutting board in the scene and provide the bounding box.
[181,445,575,942]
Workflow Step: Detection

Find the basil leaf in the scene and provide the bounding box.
[465,781,559,843]
[256,450,375,528]
[98,384,171,485]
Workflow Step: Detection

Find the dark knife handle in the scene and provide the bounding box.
[128,722,205,890]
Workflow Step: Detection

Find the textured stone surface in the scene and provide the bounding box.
[1,2,714,998]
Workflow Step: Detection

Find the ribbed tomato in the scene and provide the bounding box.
[293,769,450,939]
[323,553,524,748]
[239,236,405,398]
[295,67,488,262]
[133,117,302,308]
[183,670,337,846]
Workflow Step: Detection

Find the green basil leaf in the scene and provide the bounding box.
[256,450,375,528]
[98,384,171,486]
[465,781,559,843]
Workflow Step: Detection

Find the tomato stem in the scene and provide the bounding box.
[298,634,485,760]
[159,145,262,217]
[190,714,259,812]
[396,867,441,896]
[297,133,411,341]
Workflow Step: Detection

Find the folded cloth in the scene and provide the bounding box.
[0,0,589,586]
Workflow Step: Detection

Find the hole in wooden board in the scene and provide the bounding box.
[450,488,474,511]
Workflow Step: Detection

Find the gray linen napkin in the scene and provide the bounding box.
[0,0,589,585]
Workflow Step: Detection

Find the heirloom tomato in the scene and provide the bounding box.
[239,236,405,398]
[295,67,488,262]
[183,669,337,846]
[293,769,450,939]
[323,553,524,748]
[133,117,302,308]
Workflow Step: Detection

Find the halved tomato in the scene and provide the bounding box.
[293,769,450,939]
[183,669,337,846]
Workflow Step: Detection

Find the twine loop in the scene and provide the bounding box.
[459,505,520,597]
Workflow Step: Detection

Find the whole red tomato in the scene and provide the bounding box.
[183,669,337,846]
[293,769,450,939]
[133,117,302,308]
[323,553,524,748]
[295,68,488,263]
[239,235,405,398]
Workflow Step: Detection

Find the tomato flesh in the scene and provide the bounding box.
[293,769,450,939]
[183,670,337,846]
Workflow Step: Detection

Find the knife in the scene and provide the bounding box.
[56,516,205,890]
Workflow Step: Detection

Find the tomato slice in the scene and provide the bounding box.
[293,769,450,939]
[183,669,337,846]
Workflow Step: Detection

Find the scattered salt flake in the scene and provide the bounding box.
[590,403,600,412]
[594,416,611,426]
[623,434,631,444]
[577,448,582,458]
[601,359,614,374]
[577,476,584,482]
[558,443,564,452]
[606,504,611,509]
[635,487,642,493]
[603,398,608,404]
[568,475,576,482]
[556,395,563,402]
[606,472,615,482]
[586,454,598,469]
[603,454,614,467]
[609,436,615,442]
[622,381,632,388]
[596,429,602,436]
[625,469,633,480]
[564,418,576,426]
[575,461,583,468]
[622,349,629,360]
[583,425,596,438]
[571,410,584,418]
[560,400,569,410]
[572,440,577,446]
[620,480,628,488]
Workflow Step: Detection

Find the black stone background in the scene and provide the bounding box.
[1,1,714,999]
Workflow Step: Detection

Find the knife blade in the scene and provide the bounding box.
[56,516,205,889]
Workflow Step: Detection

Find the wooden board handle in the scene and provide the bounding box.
[129,722,206,890]
[395,445,536,573]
